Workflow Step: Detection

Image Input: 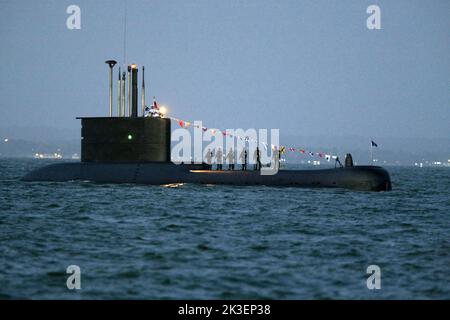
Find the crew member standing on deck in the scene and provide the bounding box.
[257,147,261,170]
[215,147,223,170]
[239,148,247,171]
[254,147,261,171]
[272,145,279,170]
[205,148,213,170]
[226,148,235,170]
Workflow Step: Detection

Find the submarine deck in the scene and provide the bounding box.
[22,162,392,191]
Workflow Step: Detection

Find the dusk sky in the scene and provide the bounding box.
[0,0,449,141]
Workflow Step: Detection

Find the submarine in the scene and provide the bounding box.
[23,61,392,192]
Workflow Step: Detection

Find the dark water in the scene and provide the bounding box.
[0,158,449,299]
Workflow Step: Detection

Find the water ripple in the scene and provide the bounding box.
[0,159,449,299]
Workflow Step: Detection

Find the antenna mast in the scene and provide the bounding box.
[123,0,128,67]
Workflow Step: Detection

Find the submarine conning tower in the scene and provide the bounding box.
[79,61,171,163]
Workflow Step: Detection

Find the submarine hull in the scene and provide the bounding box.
[22,163,392,191]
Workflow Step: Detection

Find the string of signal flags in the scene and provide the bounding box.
[166,115,339,162]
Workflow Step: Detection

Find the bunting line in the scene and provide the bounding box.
[167,116,338,161]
